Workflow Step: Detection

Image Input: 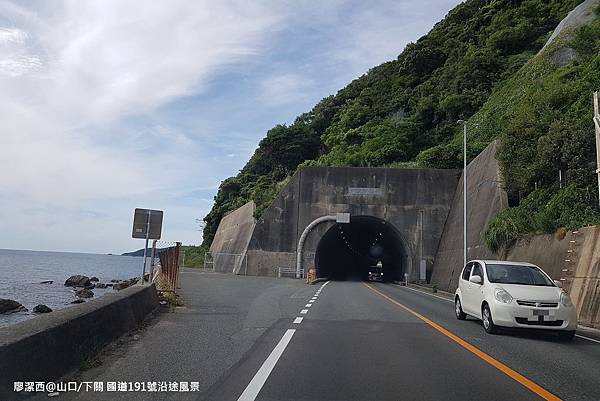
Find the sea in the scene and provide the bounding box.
[0,249,144,327]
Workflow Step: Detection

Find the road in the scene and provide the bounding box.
[206,279,600,401]
[37,271,600,401]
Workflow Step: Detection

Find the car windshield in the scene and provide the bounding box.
[485,264,554,286]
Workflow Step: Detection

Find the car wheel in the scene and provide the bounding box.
[455,297,466,320]
[558,330,576,341]
[482,304,498,334]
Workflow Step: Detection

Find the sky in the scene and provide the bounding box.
[0,0,461,254]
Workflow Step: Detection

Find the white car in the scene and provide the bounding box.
[454,260,577,340]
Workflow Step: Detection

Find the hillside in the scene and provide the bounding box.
[202,0,588,248]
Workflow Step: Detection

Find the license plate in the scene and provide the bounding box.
[533,309,549,316]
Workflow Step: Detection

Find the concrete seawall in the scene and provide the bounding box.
[0,284,158,399]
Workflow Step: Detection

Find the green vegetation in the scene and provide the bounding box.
[182,245,208,268]
[202,0,591,249]
[482,9,600,253]
[485,186,600,256]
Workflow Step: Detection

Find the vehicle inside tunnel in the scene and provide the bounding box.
[315,216,406,281]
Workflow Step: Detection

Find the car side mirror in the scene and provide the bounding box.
[554,280,563,288]
[469,275,482,285]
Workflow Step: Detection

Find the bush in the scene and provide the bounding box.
[484,185,600,255]
[182,245,208,268]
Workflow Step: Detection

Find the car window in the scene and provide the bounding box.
[486,264,554,286]
[471,263,484,283]
[461,263,472,280]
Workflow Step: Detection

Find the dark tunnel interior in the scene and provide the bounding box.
[315,216,406,281]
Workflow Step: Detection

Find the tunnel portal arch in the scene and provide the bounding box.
[314,216,409,281]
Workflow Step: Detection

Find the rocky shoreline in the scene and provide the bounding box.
[0,274,142,317]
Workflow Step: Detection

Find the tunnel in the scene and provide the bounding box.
[314,216,406,281]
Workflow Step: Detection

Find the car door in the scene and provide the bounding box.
[468,262,485,318]
[459,262,474,314]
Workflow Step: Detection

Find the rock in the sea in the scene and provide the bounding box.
[70,299,85,304]
[113,282,130,291]
[75,288,94,298]
[93,283,108,289]
[110,279,120,283]
[40,280,53,284]
[113,278,139,291]
[0,299,27,314]
[65,275,91,287]
[33,304,52,313]
[90,277,99,282]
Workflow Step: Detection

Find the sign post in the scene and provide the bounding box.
[132,208,163,284]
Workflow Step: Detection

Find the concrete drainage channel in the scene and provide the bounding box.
[0,284,159,400]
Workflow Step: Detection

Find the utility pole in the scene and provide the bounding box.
[458,120,468,267]
[594,92,600,209]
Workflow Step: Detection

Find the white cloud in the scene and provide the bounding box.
[0,0,462,253]
[0,0,282,251]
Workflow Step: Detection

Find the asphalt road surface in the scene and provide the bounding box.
[34,271,600,401]
[206,279,600,401]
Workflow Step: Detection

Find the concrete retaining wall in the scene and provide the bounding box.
[492,227,600,328]
[0,284,159,399]
[210,201,256,273]
[563,226,600,328]
[245,250,296,277]
[431,142,508,292]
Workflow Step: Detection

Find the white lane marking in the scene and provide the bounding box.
[300,309,308,314]
[311,297,317,300]
[576,334,600,344]
[308,300,315,303]
[305,303,312,308]
[402,285,600,345]
[293,317,303,324]
[237,329,296,401]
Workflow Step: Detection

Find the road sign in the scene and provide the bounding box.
[132,208,163,239]
[336,213,350,224]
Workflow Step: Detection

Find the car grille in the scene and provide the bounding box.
[516,300,558,308]
[515,318,563,326]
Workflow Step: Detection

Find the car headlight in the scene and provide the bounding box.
[560,292,573,307]
[380,273,384,276]
[494,288,513,304]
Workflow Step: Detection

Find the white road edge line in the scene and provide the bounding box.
[293,317,303,324]
[576,334,600,344]
[237,329,296,401]
[300,309,308,314]
[308,300,315,303]
[305,304,312,308]
[401,285,453,303]
[402,284,600,345]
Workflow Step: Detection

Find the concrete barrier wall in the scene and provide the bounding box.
[0,284,159,400]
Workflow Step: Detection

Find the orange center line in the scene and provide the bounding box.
[364,283,561,401]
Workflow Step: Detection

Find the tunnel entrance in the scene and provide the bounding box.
[314,216,406,281]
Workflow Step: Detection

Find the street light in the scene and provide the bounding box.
[457,120,467,267]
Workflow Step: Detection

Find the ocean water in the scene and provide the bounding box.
[0,249,144,327]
